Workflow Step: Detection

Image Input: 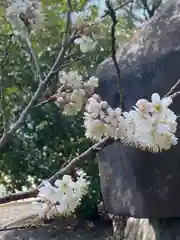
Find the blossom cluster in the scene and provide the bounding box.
[0,184,7,197]
[35,173,89,219]
[55,71,99,115]
[6,0,44,34]
[54,71,178,153]
[84,93,178,153]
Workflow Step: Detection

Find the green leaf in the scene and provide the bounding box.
[4,87,19,95]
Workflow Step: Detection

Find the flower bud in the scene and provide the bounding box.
[100,101,108,110]
[91,94,101,102]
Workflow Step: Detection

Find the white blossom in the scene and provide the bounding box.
[0,184,7,196]
[84,114,105,141]
[87,76,99,88]
[71,89,85,108]
[38,180,59,203]
[151,93,172,112]
[6,0,44,34]
[84,93,178,152]
[135,99,153,114]
[63,102,79,115]
[74,36,97,53]
[37,173,89,219]
[59,71,83,89]
[86,96,101,118]
[74,173,89,199]
[55,72,99,116]
[54,175,75,195]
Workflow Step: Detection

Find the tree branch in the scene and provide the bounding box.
[0,224,40,232]
[140,0,152,18]
[164,78,180,98]
[25,36,42,83]
[102,0,133,18]
[0,136,113,204]
[105,0,125,110]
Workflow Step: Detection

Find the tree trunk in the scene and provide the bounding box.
[114,217,180,240]
[112,216,128,240]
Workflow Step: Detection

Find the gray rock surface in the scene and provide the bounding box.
[0,202,112,240]
[96,0,180,218]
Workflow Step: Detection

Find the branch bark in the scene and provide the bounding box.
[112,216,128,240]
[105,0,125,110]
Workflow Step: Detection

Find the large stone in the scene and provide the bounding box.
[96,0,180,218]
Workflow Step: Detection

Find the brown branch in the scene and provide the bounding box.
[0,223,40,232]
[140,0,161,19]
[102,0,133,18]
[0,136,113,204]
[0,189,39,204]
[164,78,180,98]
[169,91,180,100]
[52,54,86,75]
[47,137,113,184]
[35,55,87,107]
[105,0,125,110]
[140,0,152,18]
[25,37,42,82]
[0,1,72,150]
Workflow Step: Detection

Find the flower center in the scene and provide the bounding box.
[154,104,161,112]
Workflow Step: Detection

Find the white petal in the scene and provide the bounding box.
[54,179,61,188]
[62,175,72,183]
[161,97,172,107]
[38,186,52,197]
[115,107,122,116]
[80,43,89,53]
[165,109,177,121]
[147,103,153,112]
[156,124,170,134]
[172,136,178,145]
[136,99,148,107]
[106,107,114,117]
[74,38,83,44]
[151,93,160,104]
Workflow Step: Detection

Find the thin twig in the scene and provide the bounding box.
[25,36,42,82]
[169,91,180,100]
[0,136,112,204]
[52,54,86,75]
[0,1,72,150]
[35,55,86,107]
[102,0,133,18]
[0,224,40,232]
[48,137,112,184]
[0,189,39,204]
[164,78,180,98]
[105,0,125,110]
